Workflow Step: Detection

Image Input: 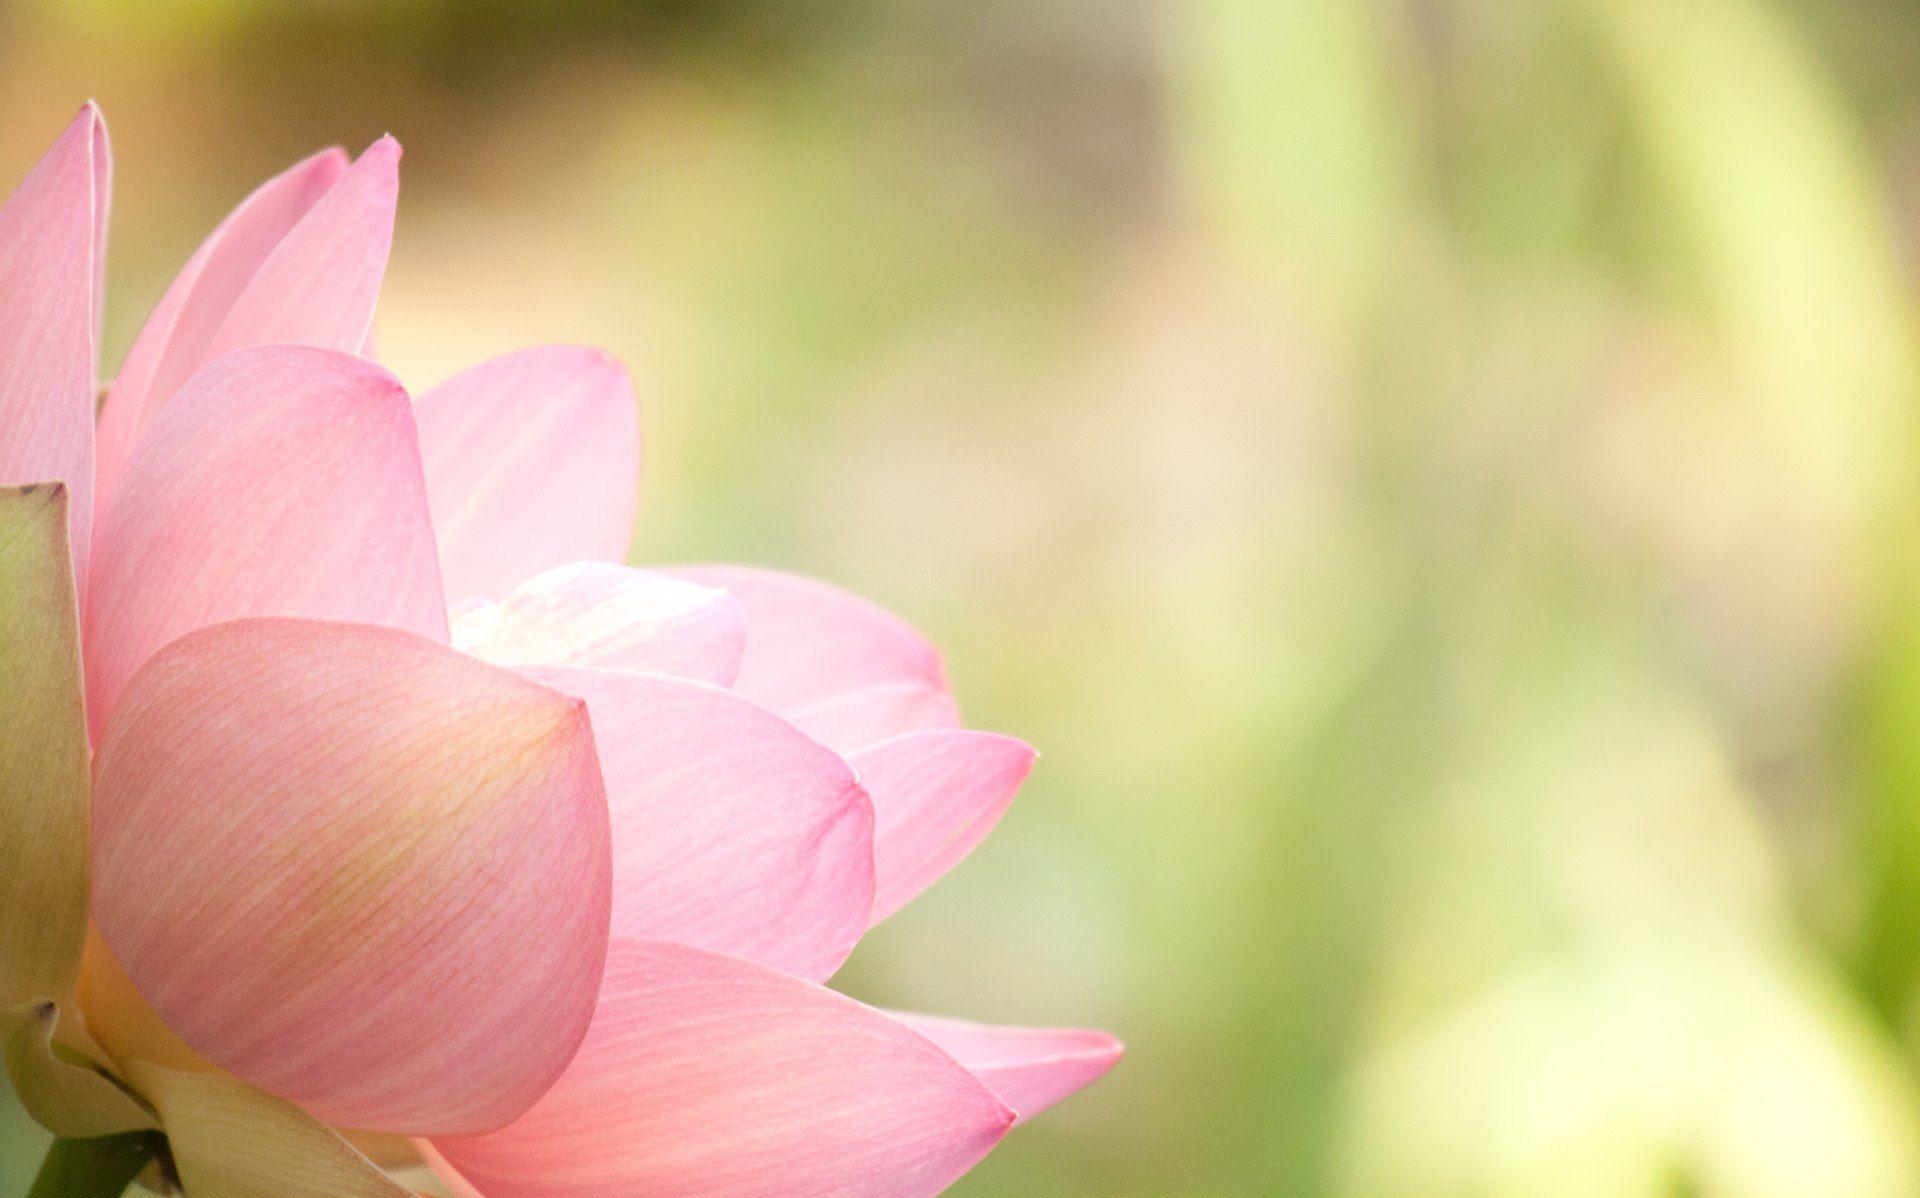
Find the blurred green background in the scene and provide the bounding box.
[12,0,1920,1193]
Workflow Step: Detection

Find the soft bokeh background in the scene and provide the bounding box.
[12,0,1920,1193]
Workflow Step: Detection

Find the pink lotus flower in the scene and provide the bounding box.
[0,104,1118,1197]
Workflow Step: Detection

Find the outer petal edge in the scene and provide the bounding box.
[92,617,612,1136]
[426,940,1013,1198]
[883,1012,1123,1125]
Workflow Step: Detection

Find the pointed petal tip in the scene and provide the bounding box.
[298,341,405,380]
[574,344,629,375]
[557,346,633,395]
[858,729,1038,924]
[428,942,1015,1198]
[997,734,1038,770]
[39,102,102,148]
[228,344,409,408]
[498,342,630,379]
[557,691,592,736]
[999,1028,1123,1124]
[892,1014,1122,1125]
[360,362,410,408]
[93,139,356,498]
[1046,1028,1126,1069]
[64,102,107,151]
[520,666,872,979]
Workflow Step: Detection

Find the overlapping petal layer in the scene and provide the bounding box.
[458,563,743,684]
[0,105,106,581]
[194,136,396,368]
[425,940,1013,1198]
[91,618,612,1135]
[784,681,962,757]
[883,1013,1122,1125]
[414,345,640,602]
[851,731,1034,924]
[85,345,446,733]
[0,104,1118,1195]
[523,666,874,980]
[663,566,956,748]
[96,146,350,499]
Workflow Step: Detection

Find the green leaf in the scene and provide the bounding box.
[26,1130,162,1198]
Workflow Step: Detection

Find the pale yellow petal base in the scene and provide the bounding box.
[0,483,91,1009]
[2,1000,157,1138]
[128,1062,422,1198]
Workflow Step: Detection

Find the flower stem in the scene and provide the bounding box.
[27,1131,162,1198]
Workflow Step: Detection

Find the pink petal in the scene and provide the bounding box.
[424,940,1012,1198]
[520,666,873,980]
[193,136,398,368]
[414,345,640,602]
[852,731,1034,924]
[91,618,612,1136]
[883,1013,1122,1124]
[96,147,349,501]
[663,566,950,722]
[456,563,744,685]
[0,105,108,584]
[785,680,962,755]
[84,344,447,738]
[88,114,110,342]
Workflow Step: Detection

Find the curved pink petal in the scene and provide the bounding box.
[0,105,107,583]
[192,136,397,369]
[785,680,962,755]
[85,344,446,735]
[96,147,349,500]
[884,1013,1121,1125]
[520,666,873,980]
[853,730,1034,924]
[414,345,640,601]
[91,618,612,1136]
[424,940,1012,1198]
[663,566,951,723]
[455,563,744,685]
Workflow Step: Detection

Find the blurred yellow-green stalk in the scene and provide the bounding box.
[12,0,1920,1193]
